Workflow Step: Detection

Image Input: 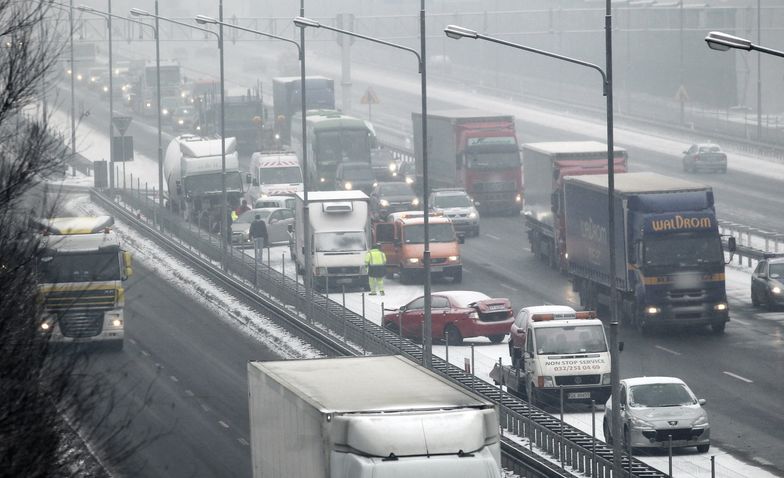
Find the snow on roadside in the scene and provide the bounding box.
[63,193,322,360]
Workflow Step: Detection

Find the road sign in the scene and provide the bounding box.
[112,115,132,136]
[675,85,689,103]
[111,136,134,162]
[360,87,380,105]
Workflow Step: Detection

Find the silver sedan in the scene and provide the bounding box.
[603,376,710,453]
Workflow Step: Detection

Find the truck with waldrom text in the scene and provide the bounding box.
[564,172,733,334]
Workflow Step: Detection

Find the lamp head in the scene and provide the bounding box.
[293,16,321,29]
[444,25,479,40]
[129,8,150,17]
[705,31,752,52]
[195,15,217,25]
[76,5,94,13]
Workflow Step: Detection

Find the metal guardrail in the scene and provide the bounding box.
[719,220,784,267]
[91,185,668,478]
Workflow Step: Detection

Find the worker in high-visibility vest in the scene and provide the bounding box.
[365,243,387,296]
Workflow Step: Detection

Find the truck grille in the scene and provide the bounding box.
[473,181,516,192]
[327,266,360,274]
[58,312,104,338]
[667,288,706,301]
[431,258,447,265]
[44,288,116,312]
[555,374,601,386]
[642,428,704,442]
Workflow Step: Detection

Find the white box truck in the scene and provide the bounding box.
[290,190,370,291]
[248,355,502,478]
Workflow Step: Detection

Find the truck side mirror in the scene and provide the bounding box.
[287,224,293,233]
[245,173,252,184]
[457,234,465,244]
[726,236,736,252]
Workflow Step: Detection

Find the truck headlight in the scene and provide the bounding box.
[407,257,420,264]
[40,321,51,331]
[448,255,459,262]
[388,163,397,172]
[405,176,414,184]
[645,306,660,315]
[411,197,420,206]
[379,199,389,207]
[162,108,169,115]
[320,177,326,183]
[714,302,728,311]
[602,373,611,385]
[515,194,522,203]
[102,85,109,92]
[111,318,123,328]
[344,181,353,190]
[771,286,782,294]
[178,119,184,125]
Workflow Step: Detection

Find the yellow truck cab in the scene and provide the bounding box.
[36,216,132,350]
[373,211,463,284]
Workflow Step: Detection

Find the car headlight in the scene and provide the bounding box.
[162,108,169,115]
[629,415,656,430]
[379,199,389,207]
[448,255,459,262]
[714,302,728,311]
[388,163,397,172]
[692,414,709,427]
[601,373,611,385]
[373,182,378,188]
[145,102,152,108]
[178,119,184,125]
[405,176,414,184]
[320,177,326,183]
[407,257,420,264]
[344,181,353,190]
[772,286,782,294]
[515,193,522,203]
[76,74,83,81]
[645,306,661,315]
[468,211,477,219]
[181,91,187,98]
[411,197,420,206]
[102,86,109,92]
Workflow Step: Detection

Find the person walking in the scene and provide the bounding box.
[365,243,387,296]
[236,199,251,216]
[249,214,269,262]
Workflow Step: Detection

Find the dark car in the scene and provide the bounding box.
[751,256,784,310]
[382,291,513,345]
[335,161,376,195]
[370,147,399,181]
[370,181,419,221]
[682,143,727,173]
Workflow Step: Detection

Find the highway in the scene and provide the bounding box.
[57,36,784,476]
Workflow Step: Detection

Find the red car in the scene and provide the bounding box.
[383,291,513,345]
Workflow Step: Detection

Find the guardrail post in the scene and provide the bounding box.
[668,434,673,477]
[470,343,475,391]
[591,400,596,478]
[711,455,715,478]
[497,356,503,438]
[445,330,449,365]
[342,285,347,341]
[281,252,286,285]
[361,292,366,355]
[560,385,565,469]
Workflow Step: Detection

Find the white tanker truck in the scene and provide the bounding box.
[164,134,245,223]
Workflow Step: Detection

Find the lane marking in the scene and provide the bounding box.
[500,283,516,291]
[486,234,501,240]
[184,389,195,397]
[732,319,749,326]
[169,375,179,383]
[200,402,210,412]
[140,350,150,357]
[237,438,250,447]
[129,338,137,345]
[218,420,230,429]
[462,266,471,273]
[723,371,753,383]
[654,345,682,356]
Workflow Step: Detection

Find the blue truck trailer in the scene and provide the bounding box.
[564,172,732,333]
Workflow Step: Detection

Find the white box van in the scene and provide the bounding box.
[247,151,303,201]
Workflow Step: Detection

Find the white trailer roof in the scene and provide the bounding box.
[296,190,368,202]
[251,356,490,413]
[567,172,709,194]
[523,141,626,155]
[420,108,513,120]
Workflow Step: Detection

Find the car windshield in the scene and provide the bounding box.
[380,183,414,196]
[769,263,784,278]
[629,383,696,408]
[644,234,723,267]
[534,324,607,354]
[465,151,520,169]
[237,210,270,224]
[315,231,367,252]
[184,171,243,195]
[341,165,373,180]
[433,194,471,208]
[260,166,302,184]
[38,252,121,283]
[403,223,455,244]
[316,130,371,164]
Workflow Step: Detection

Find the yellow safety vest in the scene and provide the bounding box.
[366,249,386,266]
[231,210,238,221]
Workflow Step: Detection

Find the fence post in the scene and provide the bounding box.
[470,343,475,391]
[560,386,565,469]
[342,285,347,341]
[361,292,366,355]
[591,400,596,478]
[711,455,715,478]
[497,357,503,437]
[445,330,449,365]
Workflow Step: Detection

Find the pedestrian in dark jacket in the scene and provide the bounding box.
[249,214,269,261]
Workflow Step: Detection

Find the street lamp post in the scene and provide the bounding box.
[293,10,435,369]
[445,17,623,474]
[193,15,315,322]
[131,3,228,248]
[706,30,784,142]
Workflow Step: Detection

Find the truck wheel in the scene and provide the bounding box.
[711,322,726,334]
[751,289,760,307]
[697,444,711,453]
[445,325,463,345]
[634,308,651,336]
[487,334,505,344]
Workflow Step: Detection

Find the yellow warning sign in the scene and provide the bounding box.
[675,85,689,103]
[360,87,380,105]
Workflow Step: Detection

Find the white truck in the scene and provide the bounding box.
[490,305,612,408]
[164,134,244,222]
[245,150,303,203]
[290,190,370,291]
[248,355,502,478]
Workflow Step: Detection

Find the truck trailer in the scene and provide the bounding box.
[248,355,502,478]
[290,190,370,291]
[522,141,627,270]
[564,172,732,333]
[412,109,523,215]
[272,76,335,144]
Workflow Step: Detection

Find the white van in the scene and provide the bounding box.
[247,151,303,200]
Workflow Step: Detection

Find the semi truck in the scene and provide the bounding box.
[290,190,370,291]
[248,355,502,478]
[196,90,265,153]
[36,216,132,351]
[412,110,523,215]
[164,134,244,223]
[522,141,628,270]
[272,76,335,144]
[564,172,733,334]
[132,61,181,117]
[490,305,611,408]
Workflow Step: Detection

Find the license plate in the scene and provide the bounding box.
[568,392,591,399]
[431,266,443,272]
